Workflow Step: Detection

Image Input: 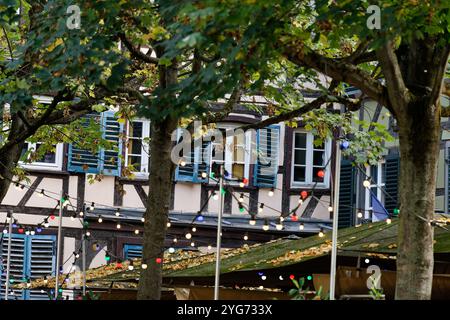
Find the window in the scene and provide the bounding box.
[210,126,250,181]
[125,120,150,175]
[364,161,386,219]
[19,143,63,171]
[291,131,331,187]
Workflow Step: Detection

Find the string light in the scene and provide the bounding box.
[116,222,121,229]
[357,211,363,219]
[25,229,30,236]
[239,193,244,202]
[190,241,195,247]
[156,258,162,264]
[115,209,120,217]
[201,172,208,178]
[79,211,84,217]
[386,218,392,224]
[249,215,256,226]
[141,217,145,223]
[318,228,324,237]
[30,230,35,236]
[365,258,370,264]
[43,219,49,228]
[298,198,303,205]
[168,247,175,254]
[85,231,91,237]
[74,252,80,259]
[300,190,308,199]
[268,188,274,197]
[70,214,76,221]
[243,234,248,241]
[275,219,283,231]
[180,159,186,167]
[261,275,267,280]
[317,170,325,178]
[89,202,95,211]
[134,229,139,235]
[166,221,171,228]
[262,220,269,231]
[258,203,264,213]
[38,189,45,197]
[185,233,192,239]
[142,263,148,269]
[207,245,212,250]
[328,205,333,212]
[105,252,111,262]
[238,203,245,213]
[192,227,197,232]
[299,223,304,231]
[196,214,204,222]
[213,192,219,200]
[98,216,103,223]
[291,212,299,221]
[279,275,284,281]
[363,180,371,188]
[173,238,178,243]
[128,261,134,271]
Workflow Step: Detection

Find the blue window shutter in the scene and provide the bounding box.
[447,144,450,214]
[254,125,280,188]
[384,154,400,215]
[100,111,123,176]
[175,129,196,182]
[123,244,142,260]
[68,113,102,174]
[194,140,210,183]
[27,235,56,300]
[1,234,27,300]
[338,160,356,228]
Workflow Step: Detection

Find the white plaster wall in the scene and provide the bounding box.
[173,183,201,213]
[122,184,145,208]
[89,247,107,269]
[25,177,64,208]
[231,191,250,215]
[257,174,283,217]
[84,176,115,207]
[62,237,76,273]
[1,176,37,206]
[311,195,332,220]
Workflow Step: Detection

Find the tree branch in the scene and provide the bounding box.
[119,33,159,65]
[202,85,243,124]
[280,39,391,112]
[376,40,411,113]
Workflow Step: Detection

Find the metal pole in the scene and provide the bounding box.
[82,232,86,296]
[214,165,224,300]
[4,211,13,300]
[329,139,341,300]
[54,190,64,299]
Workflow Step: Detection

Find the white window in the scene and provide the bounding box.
[125,120,150,175]
[209,125,251,182]
[291,131,331,188]
[19,142,64,171]
[364,161,386,219]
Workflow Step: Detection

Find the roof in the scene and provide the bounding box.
[16,215,450,290]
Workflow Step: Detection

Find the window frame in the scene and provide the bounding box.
[125,119,150,176]
[291,130,331,188]
[208,123,251,184]
[364,160,386,219]
[19,142,64,172]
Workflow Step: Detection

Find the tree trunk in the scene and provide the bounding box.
[395,97,441,300]
[137,117,176,300]
[0,115,26,204]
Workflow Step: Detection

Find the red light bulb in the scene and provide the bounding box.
[156,258,162,264]
[50,215,55,220]
[242,178,248,185]
[300,191,308,199]
[289,274,295,280]
[291,214,298,221]
[317,170,325,178]
[18,228,24,234]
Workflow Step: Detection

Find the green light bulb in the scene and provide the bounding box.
[307,275,312,281]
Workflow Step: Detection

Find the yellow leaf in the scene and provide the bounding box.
[47,38,63,52]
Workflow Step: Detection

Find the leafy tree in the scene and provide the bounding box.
[160,0,450,299]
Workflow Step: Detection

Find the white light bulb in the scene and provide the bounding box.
[185,233,192,239]
[190,242,195,247]
[298,199,303,205]
[261,275,267,280]
[276,224,283,231]
[86,231,91,237]
[365,258,370,264]
[192,227,197,232]
[239,182,245,188]
[268,190,274,197]
[328,206,333,212]
[141,264,148,270]
[249,219,256,226]
[299,224,304,231]
[2,229,7,234]
[98,217,103,223]
[115,211,120,217]
[116,223,121,229]
[386,218,392,224]
[279,275,284,281]
[134,229,139,235]
[44,222,50,228]
[319,231,324,237]
[363,180,371,188]
[70,216,75,221]
[201,172,208,178]
[173,238,178,243]
[30,230,35,236]
[168,247,175,254]
[357,212,363,219]
[213,193,219,200]
[128,265,134,271]
[166,222,171,228]
[180,160,186,167]
[243,235,248,241]
[207,245,212,250]
[141,217,145,223]
[79,211,84,217]
[262,225,269,231]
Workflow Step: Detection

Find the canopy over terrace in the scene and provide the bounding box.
[17,216,450,298]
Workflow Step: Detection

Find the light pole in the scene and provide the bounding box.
[82,231,86,296]
[54,191,64,299]
[4,210,13,300]
[214,165,224,300]
[329,139,342,300]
